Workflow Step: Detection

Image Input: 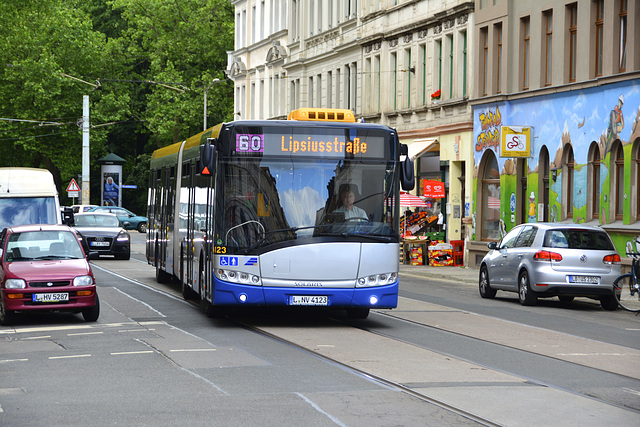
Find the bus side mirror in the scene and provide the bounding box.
[199,138,217,175]
[400,158,415,191]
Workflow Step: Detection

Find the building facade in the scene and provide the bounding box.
[468,0,640,268]
[228,0,476,247]
[227,0,640,267]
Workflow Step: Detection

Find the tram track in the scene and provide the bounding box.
[96,253,640,424]
[233,316,501,427]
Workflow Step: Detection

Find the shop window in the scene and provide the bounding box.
[611,141,625,221]
[588,142,601,221]
[562,144,575,220]
[480,151,500,240]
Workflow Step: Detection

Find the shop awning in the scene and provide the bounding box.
[407,138,439,160]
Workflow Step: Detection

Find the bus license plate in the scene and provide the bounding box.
[290,295,328,306]
[33,293,69,303]
[569,276,599,284]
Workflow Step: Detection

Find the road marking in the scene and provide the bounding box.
[111,351,154,356]
[556,353,629,356]
[110,286,166,317]
[169,349,217,352]
[49,354,91,360]
[295,392,347,427]
[0,325,94,334]
[623,388,640,396]
[22,335,51,340]
[68,332,104,336]
[0,359,28,364]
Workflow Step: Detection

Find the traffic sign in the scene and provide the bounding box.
[66,179,80,192]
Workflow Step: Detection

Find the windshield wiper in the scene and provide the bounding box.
[35,255,77,260]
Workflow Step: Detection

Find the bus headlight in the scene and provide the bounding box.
[215,269,261,286]
[356,272,397,287]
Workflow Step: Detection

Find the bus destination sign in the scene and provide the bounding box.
[234,128,385,159]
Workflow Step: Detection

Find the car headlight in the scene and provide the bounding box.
[116,231,130,242]
[73,275,94,287]
[5,279,26,289]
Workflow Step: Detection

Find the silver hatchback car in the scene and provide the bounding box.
[479,223,621,310]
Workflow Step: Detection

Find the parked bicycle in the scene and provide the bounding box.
[613,237,640,313]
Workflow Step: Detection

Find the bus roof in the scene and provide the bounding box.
[151,123,224,162]
[0,168,58,197]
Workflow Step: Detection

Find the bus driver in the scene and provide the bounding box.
[333,184,367,220]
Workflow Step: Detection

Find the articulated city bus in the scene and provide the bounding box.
[0,168,62,229]
[147,108,414,318]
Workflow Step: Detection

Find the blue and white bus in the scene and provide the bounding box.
[147,108,414,318]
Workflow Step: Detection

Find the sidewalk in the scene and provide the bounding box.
[399,263,479,286]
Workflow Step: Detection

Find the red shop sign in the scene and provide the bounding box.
[423,179,445,198]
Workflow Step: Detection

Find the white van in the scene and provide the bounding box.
[0,168,62,229]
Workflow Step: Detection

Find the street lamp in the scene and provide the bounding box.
[203,78,221,130]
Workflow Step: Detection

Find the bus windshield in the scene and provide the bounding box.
[0,197,59,229]
[217,157,398,253]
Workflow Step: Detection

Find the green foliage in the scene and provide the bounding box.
[0,0,234,214]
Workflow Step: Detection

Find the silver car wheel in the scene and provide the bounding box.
[479,267,496,299]
[518,271,537,306]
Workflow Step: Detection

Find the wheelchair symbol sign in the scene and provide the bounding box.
[220,256,239,266]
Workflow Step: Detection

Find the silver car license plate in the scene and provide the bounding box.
[568,275,599,284]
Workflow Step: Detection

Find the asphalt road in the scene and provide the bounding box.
[1,232,639,426]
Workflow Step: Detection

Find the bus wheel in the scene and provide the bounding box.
[346,308,370,319]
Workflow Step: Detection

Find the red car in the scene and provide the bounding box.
[0,224,99,326]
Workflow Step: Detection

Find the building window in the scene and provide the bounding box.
[392,52,397,110]
[588,142,601,220]
[436,39,442,96]
[317,74,322,108]
[612,141,625,220]
[291,0,298,40]
[480,151,501,240]
[563,144,575,219]
[461,31,467,98]
[374,55,381,111]
[595,0,604,77]
[544,10,553,86]
[327,71,333,108]
[421,44,427,104]
[522,17,530,90]
[495,23,502,94]
[405,48,412,108]
[481,27,488,96]
[618,0,628,72]
[568,3,578,82]
[447,34,453,98]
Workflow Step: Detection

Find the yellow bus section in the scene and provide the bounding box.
[288,108,355,122]
[151,123,223,161]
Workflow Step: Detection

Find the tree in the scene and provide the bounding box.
[0,0,234,213]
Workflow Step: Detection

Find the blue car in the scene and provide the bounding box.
[89,206,148,233]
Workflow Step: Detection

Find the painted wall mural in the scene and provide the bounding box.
[472,79,640,255]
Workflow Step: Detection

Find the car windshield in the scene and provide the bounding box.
[543,229,614,250]
[75,214,120,228]
[4,230,85,261]
[0,197,59,229]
